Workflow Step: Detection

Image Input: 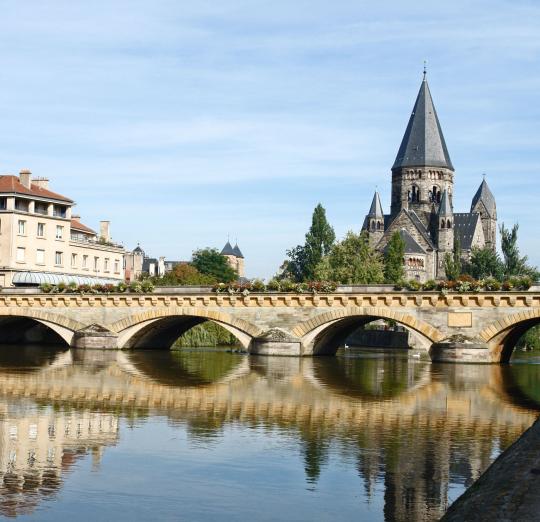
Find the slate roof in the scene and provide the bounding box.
[0,175,73,203]
[133,244,144,254]
[384,228,426,255]
[232,244,244,258]
[454,213,480,250]
[392,78,454,171]
[438,189,452,216]
[367,191,384,218]
[221,241,236,256]
[471,179,496,217]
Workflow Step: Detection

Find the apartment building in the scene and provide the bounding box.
[0,170,125,287]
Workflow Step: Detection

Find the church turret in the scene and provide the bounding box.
[391,73,454,220]
[471,178,497,251]
[363,191,384,246]
[437,189,454,252]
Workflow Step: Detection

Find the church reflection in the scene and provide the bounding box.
[0,346,538,520]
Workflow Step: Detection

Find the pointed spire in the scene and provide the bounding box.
[367,191,384,218]
[233,243,244,258]
[438,189,452,216]
[471,178,496,217]
[221,240,235,256]
[392,78,454,171]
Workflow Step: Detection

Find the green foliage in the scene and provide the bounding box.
[173,322,238,348]
[444,236,462,280]
[314,231,385,284]
[212,280,336,293]
[192,248,237,283]
[384,232,405,283]
[39,281,153,294]
[467,246,504,281]
[151,263,217,287]
[285,203,335,282]
[517,325,540,351]
[500,223,539,279]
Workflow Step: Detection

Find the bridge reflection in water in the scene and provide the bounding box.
[0,347,538,521]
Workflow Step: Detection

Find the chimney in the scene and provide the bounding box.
[33,177,49,190]
[100,220,110,242]
[19,169,32,189]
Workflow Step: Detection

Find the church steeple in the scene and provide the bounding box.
[392,76,453,171]
[363,191,385,246]
[390,74,455,219]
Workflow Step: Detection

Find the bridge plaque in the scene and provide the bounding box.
[447,312,472,328]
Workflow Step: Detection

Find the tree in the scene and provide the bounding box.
[444,236,462,280]
[191,248,237,283]
[384,232,405,283]
[314,231,385,284]
[285,204,335,281]
[500,223,539,279]
[467,247,504,281]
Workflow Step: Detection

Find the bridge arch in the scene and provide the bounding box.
[111,307,263,350]
[0,308,83,346]
[292,307,443,355]
[480,310,540,363]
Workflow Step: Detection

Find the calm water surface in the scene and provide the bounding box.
[0,346,539,521]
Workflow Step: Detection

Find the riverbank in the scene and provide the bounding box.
[441,415,540,521]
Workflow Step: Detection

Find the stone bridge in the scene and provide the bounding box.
[1,288,540,362]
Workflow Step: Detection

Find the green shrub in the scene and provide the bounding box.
[251,279,266,292]
[422,279,437,291]
[129,281,143,293]
[141,280,155,293]
[266,279,281,291]
[40,283,53,293]
[405,279,421,291]
[481,277,501,291]
[116,282,128,293]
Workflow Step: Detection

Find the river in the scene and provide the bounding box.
[0,346,538,521]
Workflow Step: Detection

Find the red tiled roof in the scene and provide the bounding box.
[71,218,96,235]
[0,175,73,203]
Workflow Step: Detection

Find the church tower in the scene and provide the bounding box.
[363,191,385,246]
[471,178,497,251]
[390,73,454,224]
[437,190,454,277]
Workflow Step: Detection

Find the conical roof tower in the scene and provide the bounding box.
[393,76,453,171]
[390,73,455,218]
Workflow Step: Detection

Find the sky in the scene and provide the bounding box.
[0,0,539,279]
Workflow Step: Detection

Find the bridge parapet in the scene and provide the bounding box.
[0,290,538,362]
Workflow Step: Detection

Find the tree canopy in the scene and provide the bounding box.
[444,236,462,281]
[467,247,504,281]
[285,203,335,281]
[384,232,405,283]
[191,248,237,283]
[500,223,538,279]
[314,231,385,284]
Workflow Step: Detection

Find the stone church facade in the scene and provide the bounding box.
[362,74,497,282]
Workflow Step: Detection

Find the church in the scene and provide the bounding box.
[362,73,497,282]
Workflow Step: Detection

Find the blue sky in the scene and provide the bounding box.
[0,0,539,278]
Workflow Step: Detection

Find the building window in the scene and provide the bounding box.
[53,205,67,218]
[15,199,29,212]
[35,202,48,215]
[114,259,120,273]
[55,251,63,266]
[36,249,45,264]
[71,253,77,267]
[94,257,99,271]
[82,255,88,269]
[18,220,26,235]
[16,247,25,262]
[104,258,110,272]
[37,222,45,237]
[0,197,6,210]
[56,225,64,239]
